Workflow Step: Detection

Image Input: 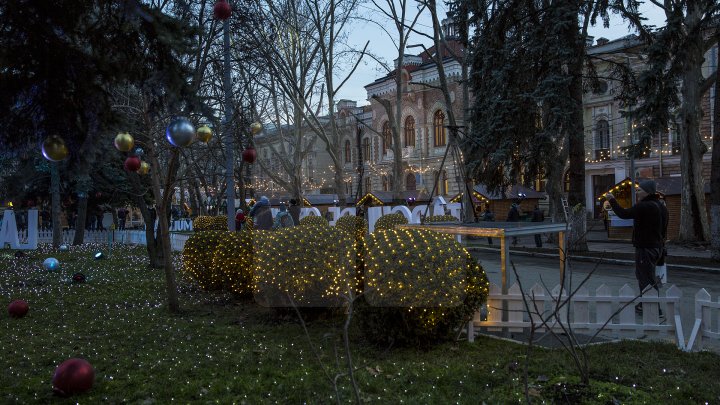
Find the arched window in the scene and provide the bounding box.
[433,110,446,146]
[344,140,351,164]
[364,177,372,193]
[594,119,610,160]
[382,175,389,191]
[382,121,392,153]
[404,116,415,147]
[362,138,370,162]
[406,173,416,191]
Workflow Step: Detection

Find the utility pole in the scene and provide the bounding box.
[221,8,235,230]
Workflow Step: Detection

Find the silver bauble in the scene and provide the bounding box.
[165,117,196,147]
[132,147,144,157]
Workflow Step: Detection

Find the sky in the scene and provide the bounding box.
[336,1,668,105]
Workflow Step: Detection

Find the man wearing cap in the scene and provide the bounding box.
[606,180,668,313]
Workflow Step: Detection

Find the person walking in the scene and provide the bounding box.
[506,202,520,245]
[606,179,668,314]
[531,205,544,248]
[249,196,273,231]
[273,204,294,229]
[288,199,301,226]
[235,208,246,231]
[482,207,495,245]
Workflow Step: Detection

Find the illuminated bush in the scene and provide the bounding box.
[182,230,228,290]
[422,215,459,223]
[211,228,254,296]
[335,215,369,287]
[193,216,227,231]
[253,225,357,307]
[298,215,329,227]
[357,228,489,346]
[373,213,408,233]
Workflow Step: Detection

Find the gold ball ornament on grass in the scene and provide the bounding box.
[250,122,262,135]
[166,117,196,147]
[138,161,150,175]
[114,132,134,152]
[41,136,69,161]
[196,125,212,143]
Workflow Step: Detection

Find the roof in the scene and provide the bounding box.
[472,184,546,201]
[356,190,431,206]
[599,177,710,199]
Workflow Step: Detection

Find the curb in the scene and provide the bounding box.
[466,246,720,274]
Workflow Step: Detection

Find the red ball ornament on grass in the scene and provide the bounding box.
[242,147,256,164]
[213,0,232,20]
[52,358,95,397]
[8,300,29,318]
[124,156,141,172]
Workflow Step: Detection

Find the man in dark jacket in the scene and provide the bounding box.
[288,199,301,226]
[249,196,273,230]
[506,203,520,245]
[531,205,544,247]
[606,179,668,313]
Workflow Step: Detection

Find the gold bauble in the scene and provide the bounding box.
[197,125,213,143]
[41,136,69,161]
[138,161,150,175]
[250,122,262,135]
[114,132,135,152]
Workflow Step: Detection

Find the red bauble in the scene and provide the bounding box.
[242,147,256,164]
[124,156,141,172]
[213,0,232,20]
[8,300,29,318]
[52,358,94,397]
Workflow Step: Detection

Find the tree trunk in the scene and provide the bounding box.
[678,53,711,241]
[563,6,587,251]
[711,51,720,261]
[128,173,163,268]
[73,195,88,245]
[149,148,180,313]
[50,162,63,247]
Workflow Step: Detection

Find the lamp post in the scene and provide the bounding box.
[215,0,235,230]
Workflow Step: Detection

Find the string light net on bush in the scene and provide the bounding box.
[422,215,459,223]
[182,230,228,290]
[373,213,408,232]
[253,225,357,307]
[298,215,329,227]
[334,215,368,288]
[357,228,489,346]
[193,216,228,231]
[211,228,254,296]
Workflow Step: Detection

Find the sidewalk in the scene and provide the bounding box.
[464,224,719,272]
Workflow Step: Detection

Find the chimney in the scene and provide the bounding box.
[596,37,610,46]
[585,36,594,47]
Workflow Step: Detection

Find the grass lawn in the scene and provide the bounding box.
[1,245,719,404]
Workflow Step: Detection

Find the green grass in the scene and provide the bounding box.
[1,245,719,403]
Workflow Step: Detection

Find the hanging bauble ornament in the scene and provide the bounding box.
[59,244,69,252]
[165,117,196,147]
[213,0,232,20]
[124,156,141,172]
[132,147,144,157]
[8,299,29,318]
[242,147,257,164]
[114,132,134,152]
[52,358,95,397]
[42,136,69,161]
[250,122,262,135]
[138,161,150,175]
[197,125,213,143]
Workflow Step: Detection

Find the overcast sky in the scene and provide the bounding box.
[336,2,667,105]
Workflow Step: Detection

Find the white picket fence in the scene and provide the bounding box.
[470,282,686,349]
[686,289,720,351]
[20,229,191,252]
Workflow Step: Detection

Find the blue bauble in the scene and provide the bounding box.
[43,257,60,272]
[165,117,195,147]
